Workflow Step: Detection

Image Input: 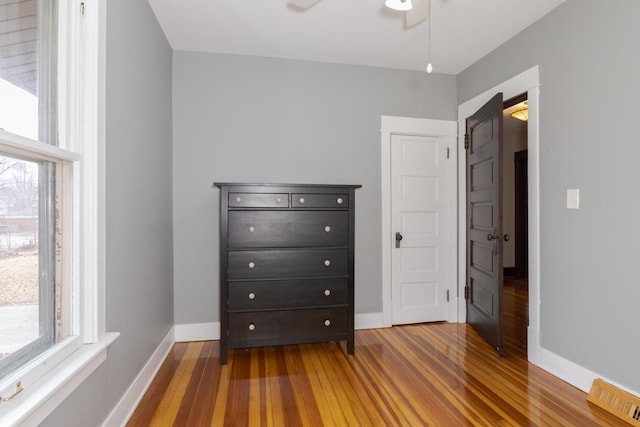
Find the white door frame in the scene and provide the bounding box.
[381,116,457,328]
[457,66,541,364]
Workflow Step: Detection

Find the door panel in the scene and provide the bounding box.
[466,92,504,356]
[471,241,493,274]
[471,160,494,190]
[470,277,494,316]
[392,134,451,325]
[470,203,493,229]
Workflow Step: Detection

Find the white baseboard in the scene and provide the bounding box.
[535,343,639,397]
[528,325,640,397]
[536,346,595,393]
[103,327,175,427]
[175,322,220,342]
[355,312,385,330]
[527,325,540,365]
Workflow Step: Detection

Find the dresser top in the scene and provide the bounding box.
[213,182,362,189]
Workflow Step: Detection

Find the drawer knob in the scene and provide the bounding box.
[248,292,256,300]
[324,259,331,267]
[248,226,255,233]
[324,226,331,233]
[248,323,256,331]
[324,289,331,296]
[248,262,256,269]
[276,197,283,204]
[324,319,331,327]
[235,196,242,203]
[299,197,305,204]
[336,197,344,205]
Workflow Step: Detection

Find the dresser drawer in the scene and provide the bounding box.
[228,248,348,279]
[228,211,348,248]
[228,308,348,348]
[229,192,289,208]
[228,278,348,310]
[292,193,349,208]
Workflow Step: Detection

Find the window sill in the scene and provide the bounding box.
[0,332,119,427]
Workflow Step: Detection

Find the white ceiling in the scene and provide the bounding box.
[148,0,565,75]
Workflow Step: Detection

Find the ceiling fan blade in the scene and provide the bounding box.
[289,0,322,9]
[406,0,429,28]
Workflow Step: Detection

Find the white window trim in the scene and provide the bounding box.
[75,0,107,343]
[0,1,117,425]
[0,334,118,427]
[0,131,80,163]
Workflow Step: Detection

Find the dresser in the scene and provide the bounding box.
[214,183,361,364]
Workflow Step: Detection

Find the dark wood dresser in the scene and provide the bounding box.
[214,183,361,364]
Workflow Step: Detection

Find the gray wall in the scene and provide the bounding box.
[40,0,174,425]
[458,0,640,392]
[172,52,457,324]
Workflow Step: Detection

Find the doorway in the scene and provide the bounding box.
[502,93,529,357]
[380,117,457,328]
[457,66,541,365]
[463,92,531,358]
[390,134,453,325]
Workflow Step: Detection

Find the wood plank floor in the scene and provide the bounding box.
[128,281,624,426]
[503,278,529,358]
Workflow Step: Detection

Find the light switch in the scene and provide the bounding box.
[566,189,580,209]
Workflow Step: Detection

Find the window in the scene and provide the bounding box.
[0,1,113,423]
[0,0,65,381]
[0,155,57,377]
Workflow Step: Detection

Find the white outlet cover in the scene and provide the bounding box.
[566,189,580,209]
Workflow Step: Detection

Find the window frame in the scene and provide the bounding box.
[0,1,116,425]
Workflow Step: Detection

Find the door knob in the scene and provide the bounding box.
[395,232,403,248]
[487,229,499,255]
[503,234,510,242]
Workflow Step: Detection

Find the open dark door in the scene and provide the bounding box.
[465,93,504,357]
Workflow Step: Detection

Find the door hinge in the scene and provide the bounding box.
[446,147,450,159]
[446,289,450,302]
[464,285,469,300]
[80,2,85,15]
[464,134,470,150]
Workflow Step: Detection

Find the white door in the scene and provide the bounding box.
[391,134,452,325]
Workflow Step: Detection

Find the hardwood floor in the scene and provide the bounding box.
[129,283,623,426]
[503,277,529,357]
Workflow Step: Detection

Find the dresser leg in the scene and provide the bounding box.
[220,344,228,365]
[347,337,355,355]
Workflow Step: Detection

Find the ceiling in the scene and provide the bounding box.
[148,0,565,75]
[0,0,37,95]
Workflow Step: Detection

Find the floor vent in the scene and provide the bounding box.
[587,378,640,426]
